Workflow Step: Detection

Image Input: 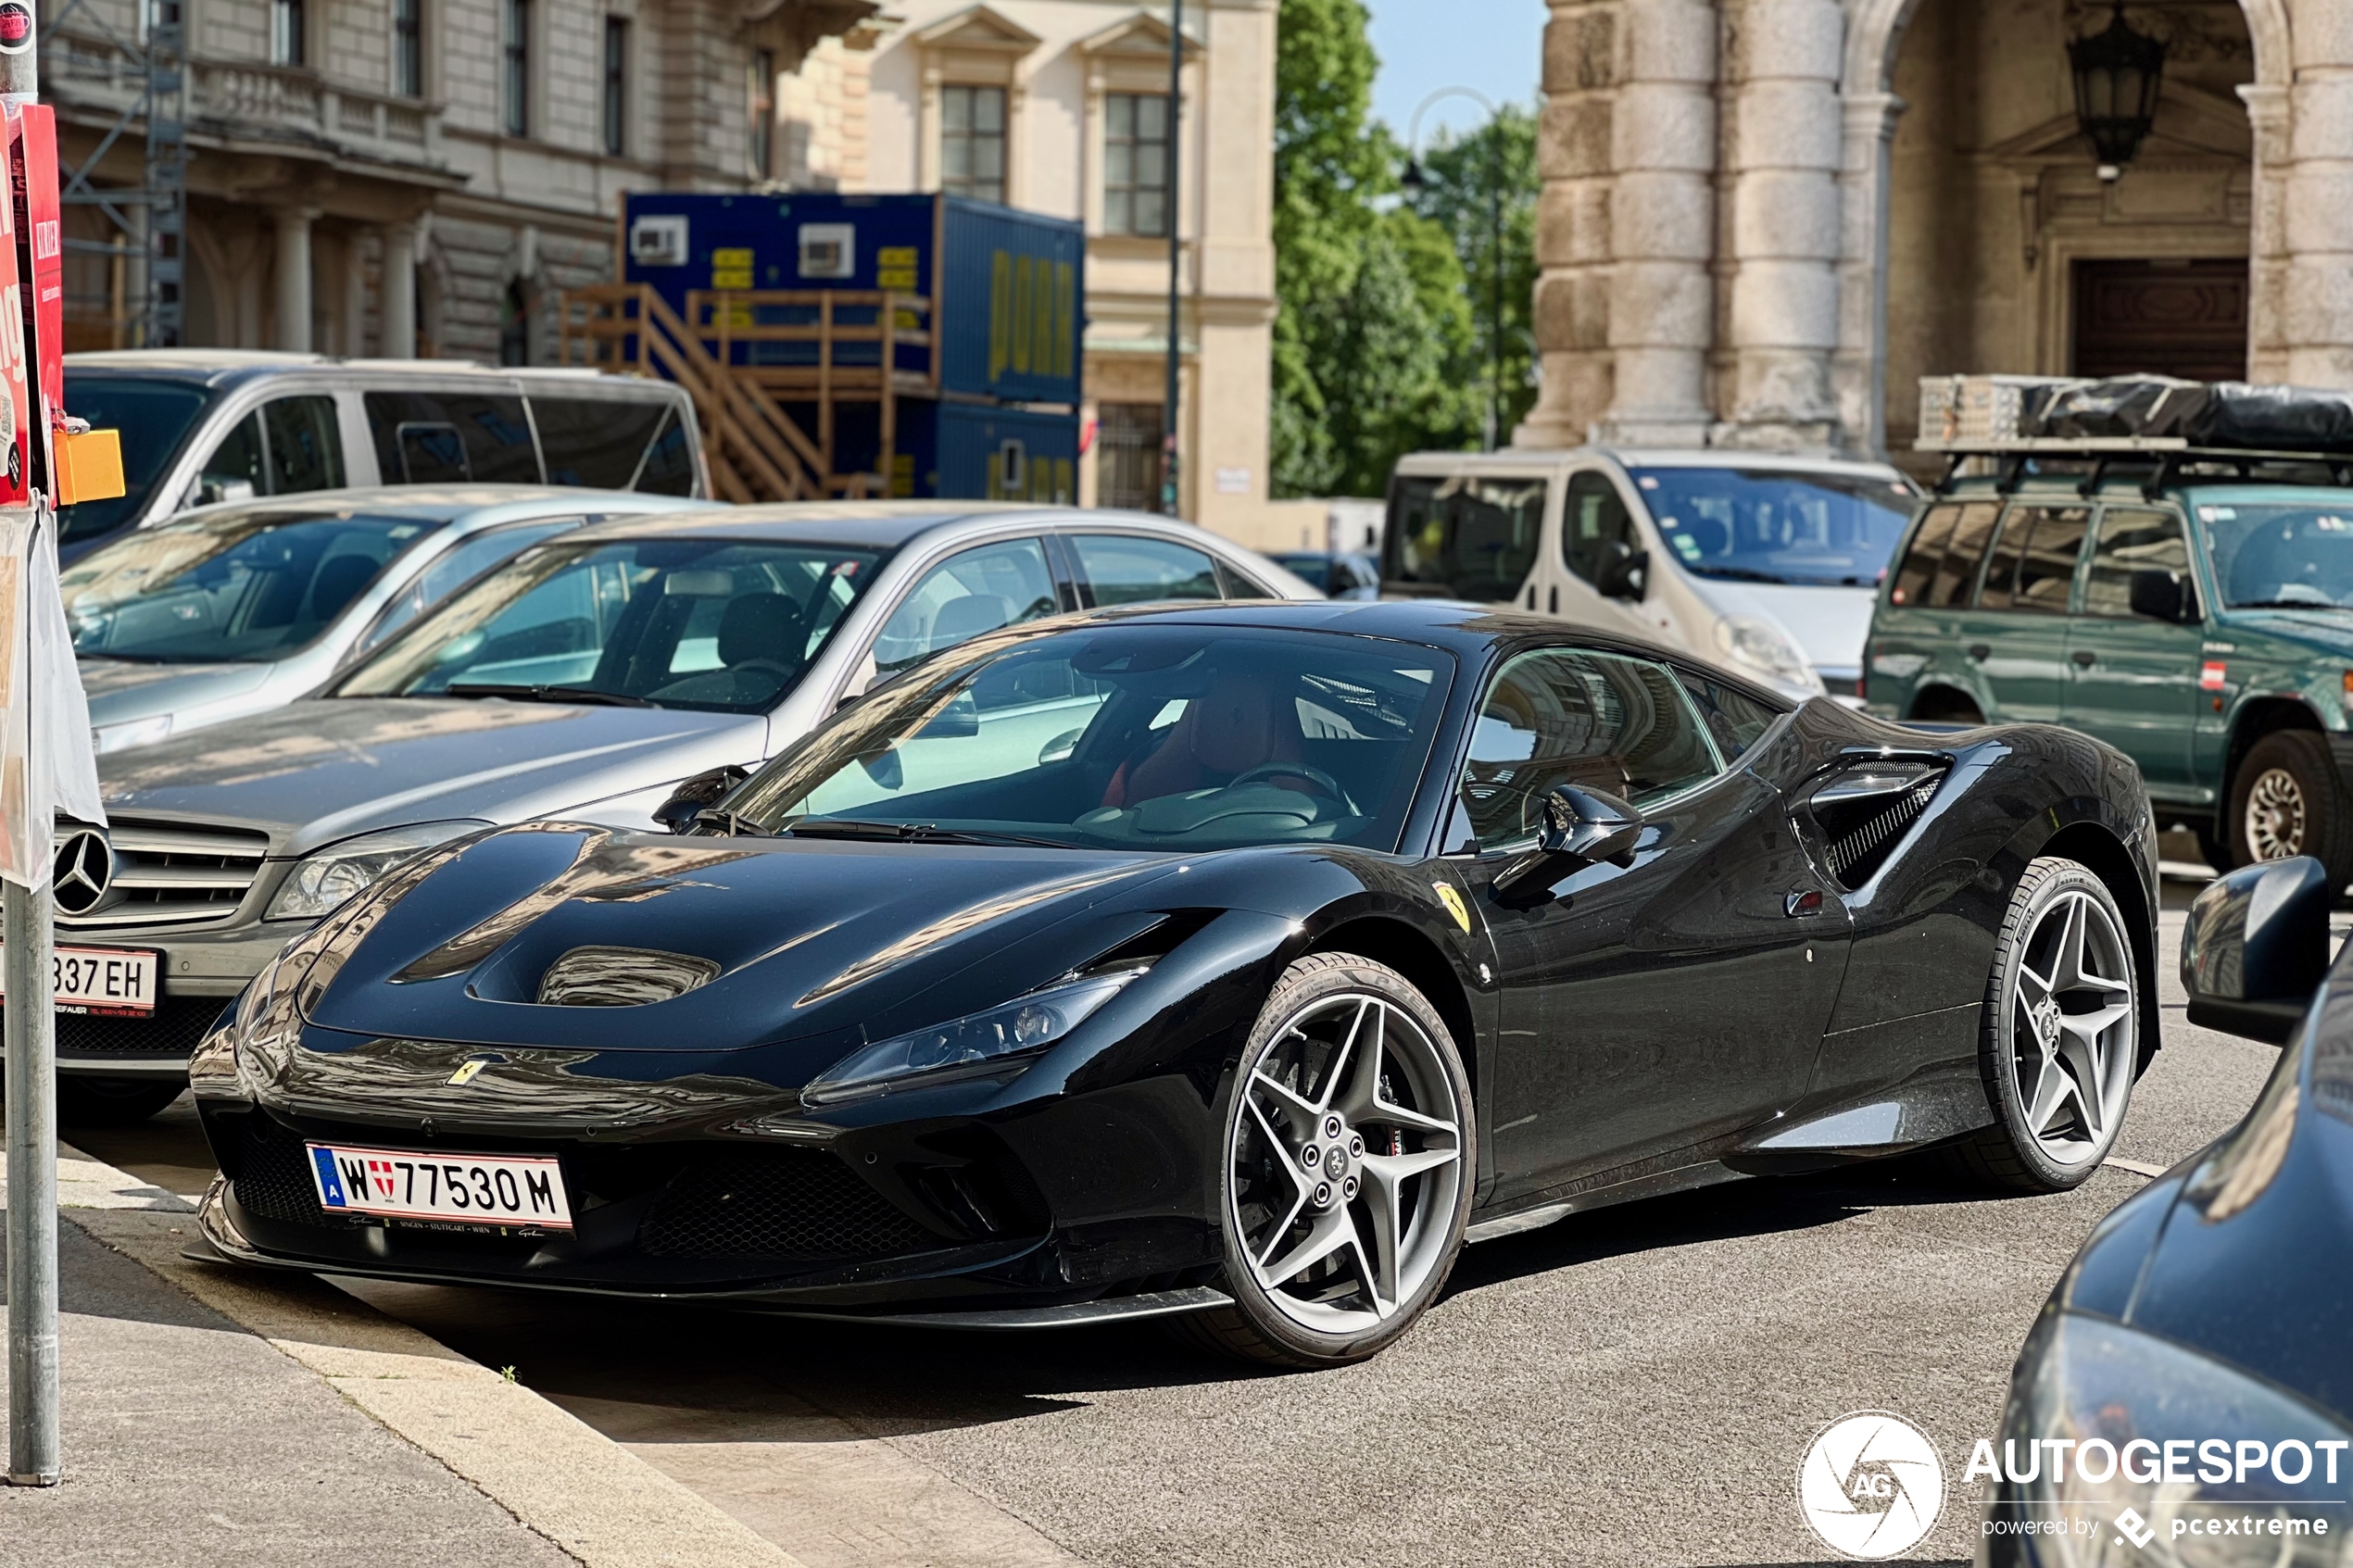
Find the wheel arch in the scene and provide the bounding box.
[2221,697,2325,816]
[2037,821,2163,1073]
[1907,683,1986,723]
[1304,916,1480,1104]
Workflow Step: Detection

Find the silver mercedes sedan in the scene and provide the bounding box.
[31,504,1315,1122]
[69,487,714,754]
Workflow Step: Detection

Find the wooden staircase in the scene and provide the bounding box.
[556,282,939,503]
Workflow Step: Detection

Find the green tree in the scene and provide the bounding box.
[1405,104,1541,450]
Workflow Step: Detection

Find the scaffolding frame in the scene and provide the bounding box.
[47,0,185,346]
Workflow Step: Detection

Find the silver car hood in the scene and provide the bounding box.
[80,658,277,726]
[98,697,768,857]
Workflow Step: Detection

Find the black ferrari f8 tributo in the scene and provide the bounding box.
[190,601,2159,1366]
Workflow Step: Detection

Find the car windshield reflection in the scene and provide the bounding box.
[1631,467,1915,587]
[728,624,1455,851]
[335,536,886,714]
[2202,499,2353,610]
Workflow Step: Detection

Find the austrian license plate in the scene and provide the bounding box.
[0,943,159,1017]
[306,1143,573,1231]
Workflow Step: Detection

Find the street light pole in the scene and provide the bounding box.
[1161,0,1182,517]
[0,1,59,1489]
[1403,86,1504,452]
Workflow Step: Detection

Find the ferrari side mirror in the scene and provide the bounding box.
[654,763,752,834]
[1492,784,1644,904]
[2183,856,2333,1044]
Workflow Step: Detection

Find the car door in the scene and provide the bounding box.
[1968,502,2089,723]
[1445,645,1852,1204]
[2062,504,2204,800]
[1547,469,1654,634]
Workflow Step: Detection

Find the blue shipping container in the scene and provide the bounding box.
[622,192,1084,407]
[799,399,1078,503]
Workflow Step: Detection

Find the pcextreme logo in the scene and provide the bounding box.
[1796,1411,1948,1560]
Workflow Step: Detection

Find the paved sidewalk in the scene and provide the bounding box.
[0,1196,574,1568]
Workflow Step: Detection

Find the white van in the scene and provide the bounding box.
[57,351,708,564]
[1383,448,1920,702]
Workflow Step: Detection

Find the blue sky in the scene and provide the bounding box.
[1367,0,1545,148]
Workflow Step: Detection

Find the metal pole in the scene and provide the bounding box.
[1161,0,1182,518]
[0,8,60,1488]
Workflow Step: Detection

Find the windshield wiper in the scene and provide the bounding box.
[1685,565,1791,584]
[784,819,1067,848]
[2228,598,2353,612]
[443,683,655,709]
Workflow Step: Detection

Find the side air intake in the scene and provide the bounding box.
[1803,758,1949,892]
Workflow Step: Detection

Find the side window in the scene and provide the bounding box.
[635,408,698,495]
[261,395,346,495]
[360,521,581,654]
[1887,505,1957,608]
[872,538,1060,675]
[1977,505,2031,611]
[1461,648,1721,848]
[365,391,542,485]
[1677,670,1787,761]
[1384,474,1547,603]
[197,412,265,504]
[530,396,669,489]
[1215,559,1275,600]
[1070,533,1222,608]
[2084,508,2196,620]
[1562,471,1639,589]
[2013,506,2092,614]
[1930,501,2002,608]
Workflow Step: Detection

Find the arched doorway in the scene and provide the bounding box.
[1843,0,2289,464]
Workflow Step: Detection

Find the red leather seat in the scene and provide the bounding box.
[1102,672,1311,809]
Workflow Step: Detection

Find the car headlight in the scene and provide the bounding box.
[1988,1309,2351,1566]
[1713,615,1825,694]
[801,969,1142,1108]
[265,820,487,922]
[93,714,173,754]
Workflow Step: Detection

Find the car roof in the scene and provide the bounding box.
[64,351,686,397]
[143,485,705,531]
[560,503,1265,552]
[1392,447,1907,482]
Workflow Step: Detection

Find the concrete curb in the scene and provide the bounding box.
[34,1145,805,1568]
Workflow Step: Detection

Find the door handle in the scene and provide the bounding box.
[1967,644,1991,662]
[2071,649,2097,668]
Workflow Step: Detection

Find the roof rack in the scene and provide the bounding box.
[1928,439,2353,499]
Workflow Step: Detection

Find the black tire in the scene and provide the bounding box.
[1169,952,1475,1369]
[56,1074,185,1126]
[2192,817,2235,875]
[1941,859,2138,1193]
[2228,730,2353,891]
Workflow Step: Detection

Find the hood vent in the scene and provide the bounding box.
[1803,758,1949,891]
[536,947,721,1008]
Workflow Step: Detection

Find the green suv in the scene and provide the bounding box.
[1867,464,2353,884]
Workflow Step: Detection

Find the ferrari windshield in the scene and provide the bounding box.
[61,507,447,662]
[337,536,884,713]
[2200,498,2353,609]
[731,624,1455,851]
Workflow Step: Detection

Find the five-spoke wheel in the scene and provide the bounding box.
[1177,953,1473,1366]
[1945,858,2141,1191]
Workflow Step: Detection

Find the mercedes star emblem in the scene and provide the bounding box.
[50,829,114,916]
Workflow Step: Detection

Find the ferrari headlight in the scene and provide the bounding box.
[801,970,1141,1108]
[1714,615,1825,694]
[265,821,487,922]
[93,714,174,754]
[1987,1310,2351,1566]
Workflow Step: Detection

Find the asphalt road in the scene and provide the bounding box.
[77,869,2295,1568]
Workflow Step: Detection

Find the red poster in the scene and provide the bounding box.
[15,105,58,488]
[0,125,32,508]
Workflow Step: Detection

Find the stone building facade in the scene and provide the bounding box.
[49,0,875,361]
[1520,0,2352,469]
[776,0,1280,538]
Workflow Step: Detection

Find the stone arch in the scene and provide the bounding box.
[1843,0,2290,94]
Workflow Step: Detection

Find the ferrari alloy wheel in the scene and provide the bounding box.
[1178,953,1474,1368]
[1944,859,2139,1192]
[2229,731,2353,892]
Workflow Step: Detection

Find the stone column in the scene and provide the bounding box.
[1833,91,1906,458]
[1721,0,1844,451]
[2241,84,2291,384]
[273,208,317,353]
[2281,3,2353,384]
[381,222,417,359]
[339,233,367,356]
[1599,0,1718,446]
[1516,1,1623,448]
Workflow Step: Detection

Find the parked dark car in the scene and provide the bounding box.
[1982,855,2351,1562]
[190,601,2158,1367]
[1274,551,1381,600]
